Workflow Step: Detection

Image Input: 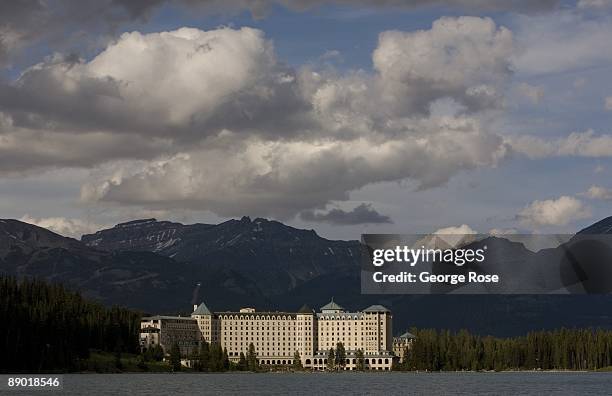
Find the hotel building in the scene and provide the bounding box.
[139,315,200,356]
[140,299,396,370]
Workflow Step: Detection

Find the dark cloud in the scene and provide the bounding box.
[300,203,392,225]
[0,0,168,68]
[279,0,560,13]
[111,0,166,19]
[0,0,561,68]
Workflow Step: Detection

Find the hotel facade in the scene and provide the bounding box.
[140,299,399,370]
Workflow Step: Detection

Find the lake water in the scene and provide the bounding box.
[52,372,612,395]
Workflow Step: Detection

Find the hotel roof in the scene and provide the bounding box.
[142,315,196,321]
[192,302,212,315]
[362,304,391,313]
[320,298,344,311]
[297,304,315,314]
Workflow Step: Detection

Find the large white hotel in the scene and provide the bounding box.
[140,299,407,370]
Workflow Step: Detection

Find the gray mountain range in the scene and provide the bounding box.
[2,216,612,336]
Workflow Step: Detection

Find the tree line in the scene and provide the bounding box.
[0,276,141,373]
[399,327,612,371]
[174,341,305,372]
[4,276,612,373]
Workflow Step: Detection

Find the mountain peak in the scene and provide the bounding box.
[81,218,195,252]
[0,219,84,257]
[576,216,612,235]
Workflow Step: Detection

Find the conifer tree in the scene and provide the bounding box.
[247,343,258,371]
[209,343,223,371]
[238,352,247,371]
[355,349,365,371]
[169,343,181,372]
[222,347,230,371]
[199,341,210,371]
[335,342,346,369]
[327,348,335,371]
[0,276,142,373]
[293,351,303,370]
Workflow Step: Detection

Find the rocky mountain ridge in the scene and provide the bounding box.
[2,216,612,335]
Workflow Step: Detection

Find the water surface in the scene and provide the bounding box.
[58,372,612,395]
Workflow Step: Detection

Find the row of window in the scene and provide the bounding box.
[311,358,390,365]
[220,316,297,321]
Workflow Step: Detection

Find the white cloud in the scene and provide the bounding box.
[429,224,477,248]
[582,185,612,200]
[433,224,477,235]
[373,16,513,114]
[0,0,563,69]
[508,130,612,159]
[513,12,612,75]
[19,215,102,238]
[518,196,591,228]
[605,96,612,111]
[3,27,302,139]
[51,19,513,218]
[81,117,507,218]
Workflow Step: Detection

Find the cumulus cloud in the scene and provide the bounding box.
[513,11,612,75]
[0,117,171,174]
[427,224,477,248]
[0,19,515,218]
[433,224,477,235]
[582,185,612,200]
[372,17,513,114]
[0,0,560,69]
[1,27,303,140]
[517,196,591,228]
[300,203,392,225]
[19,215,102,238]
[2,18,512,141]
[80,115,507,218]
[508,130,612,159]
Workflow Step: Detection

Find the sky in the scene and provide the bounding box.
[1,0,612,240]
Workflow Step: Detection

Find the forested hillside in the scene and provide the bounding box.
[401,328,612,371]
[0,277,141,373]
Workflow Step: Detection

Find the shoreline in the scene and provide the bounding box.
[64,369,604,374]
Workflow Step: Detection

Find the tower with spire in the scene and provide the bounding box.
[320,297,344,313]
